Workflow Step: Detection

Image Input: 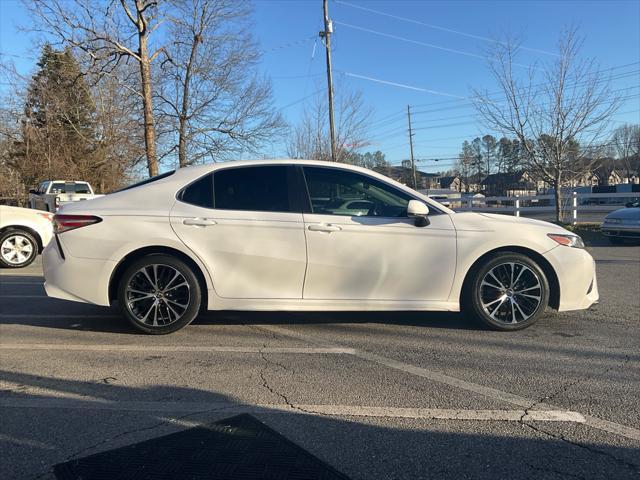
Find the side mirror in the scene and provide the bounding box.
[29,189,37,194]
[407,199,430,227]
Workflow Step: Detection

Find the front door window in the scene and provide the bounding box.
[303,166,411,217]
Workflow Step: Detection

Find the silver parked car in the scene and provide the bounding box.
[601,201,640,244]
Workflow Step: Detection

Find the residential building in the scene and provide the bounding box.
[373,165,440,190]
[482,171,542,197]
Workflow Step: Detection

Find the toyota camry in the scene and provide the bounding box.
[43,160,598,334]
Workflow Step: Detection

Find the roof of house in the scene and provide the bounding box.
[438,176,458,188]
[482,171,528,185]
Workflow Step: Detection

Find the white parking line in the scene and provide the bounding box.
[0,397,585,422]
[257,324,640,442]
[0,344,356,354]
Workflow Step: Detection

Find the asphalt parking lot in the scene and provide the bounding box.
[1,239,639,479]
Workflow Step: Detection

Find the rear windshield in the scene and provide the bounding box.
[112,171,175,193]
[50,182,91,194]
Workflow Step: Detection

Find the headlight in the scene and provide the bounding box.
[547,233,585,249]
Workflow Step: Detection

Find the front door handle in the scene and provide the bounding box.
[308,223,342,233]
[183,218,217,227]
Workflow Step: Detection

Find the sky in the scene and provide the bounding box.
[1,0,639,172]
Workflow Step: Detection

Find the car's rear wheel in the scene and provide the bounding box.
[464,253,549,331]
[0,229,38,268]
[117,255,202,334]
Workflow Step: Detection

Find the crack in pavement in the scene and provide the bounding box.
[516,354,638,476]
[257,344,313,415]
[520,353,632,420]
[518,420,640,477]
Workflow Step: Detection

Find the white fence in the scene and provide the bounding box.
[451,192,639,223]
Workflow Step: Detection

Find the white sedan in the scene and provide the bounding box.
[0,205,53,268]
[43,160,598,334]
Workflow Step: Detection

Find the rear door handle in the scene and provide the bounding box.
[307,224,342,233]
[183,218,217,227]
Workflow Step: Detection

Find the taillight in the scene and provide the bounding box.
[53,214,102,234]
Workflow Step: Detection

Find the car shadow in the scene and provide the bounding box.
[0,271,485,333]
[1,303,485,335]
[1,371,639,480]
[197,309,484,331]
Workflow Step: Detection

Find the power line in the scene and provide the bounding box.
[262,36,316,54]
[335,20,536,70]
[361,65,640,134]
[277,88,325,112]
[368,86,640,137]
[342,71,465,99]
[334,0,560,57]
[411,65,640,110]
[387,138,640,166]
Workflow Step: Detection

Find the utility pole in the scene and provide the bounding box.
[407,105,418,189]
[320,0,337,161]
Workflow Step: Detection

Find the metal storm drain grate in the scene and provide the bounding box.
[54,413,351,480]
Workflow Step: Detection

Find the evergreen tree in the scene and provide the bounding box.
[481,134,497,176]
[11,45,98,186]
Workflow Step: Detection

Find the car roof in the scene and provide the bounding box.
[63,160,455,215]
[172,159,372,176]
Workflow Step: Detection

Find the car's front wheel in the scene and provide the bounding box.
[0,229,38,268]
[117,255,202,334]
[464,253,550,331]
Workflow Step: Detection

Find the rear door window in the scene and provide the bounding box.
[213,166,294,213]
[180,174,214,208]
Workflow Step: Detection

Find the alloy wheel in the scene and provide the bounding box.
[124,264,190,327]
[479,261,543,324]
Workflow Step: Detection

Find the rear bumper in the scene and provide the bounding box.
[42,239,114,306]
[543,246,599,312]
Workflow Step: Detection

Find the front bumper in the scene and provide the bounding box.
[543,246,599,312]
[601,224,640,238]
[42,238,115,306]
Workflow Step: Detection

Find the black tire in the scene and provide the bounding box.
[117,254,202,334]
[608,236,624,245]
[463,252,550,331]
[0,229,39,268]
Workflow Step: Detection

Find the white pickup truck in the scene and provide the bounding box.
[28,180,102,212]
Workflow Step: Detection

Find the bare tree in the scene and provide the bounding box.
[157,0,285,167]
[611,124,640,181]
[287,88,372,163]
[473,29,621,221]
[26,0,165,177]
